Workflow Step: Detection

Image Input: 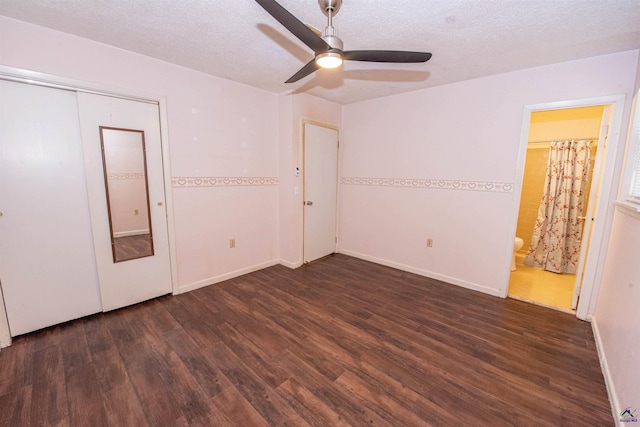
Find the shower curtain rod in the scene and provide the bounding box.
[528,136,600,144]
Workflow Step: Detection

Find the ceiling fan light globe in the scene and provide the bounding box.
[316,52,343,68]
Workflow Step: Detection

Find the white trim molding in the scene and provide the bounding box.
[338,249,502,297]
[0,285,11,348]
[591,317,622,426]
[177,260,279,294]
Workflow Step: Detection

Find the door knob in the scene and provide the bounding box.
[305,201,313,206]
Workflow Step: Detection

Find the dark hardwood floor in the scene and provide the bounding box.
[0,254,613,426]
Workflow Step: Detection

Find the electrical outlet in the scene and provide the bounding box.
[427,238,433,248]
[230,238,236,248]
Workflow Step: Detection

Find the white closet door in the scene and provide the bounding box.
[303,123,339,263]
[77,93,172,311]
[0,81,102,336]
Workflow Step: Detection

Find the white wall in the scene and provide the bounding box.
[339,50,639,297]
[592,54,640,424]
[593,207,640,423]
[0,17,280,293]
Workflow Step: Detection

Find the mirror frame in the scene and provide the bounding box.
[99,126,155,263]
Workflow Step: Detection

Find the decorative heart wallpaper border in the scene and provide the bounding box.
[341,177,514,193]
[171,176,513,193]
[172,177,279,188]
[107,173,145,180]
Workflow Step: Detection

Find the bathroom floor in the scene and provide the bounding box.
[508,262,576,313]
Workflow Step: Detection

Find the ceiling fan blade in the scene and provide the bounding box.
[344,50,432,63]
[255,0,331,53]
[285,59,321,83]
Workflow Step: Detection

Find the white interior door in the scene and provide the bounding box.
[303,123,338,263]
[571,105,611,309]
[0,81,102,336]
[77,93,172,311]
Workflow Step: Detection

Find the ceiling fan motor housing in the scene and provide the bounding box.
[322,32,344,50]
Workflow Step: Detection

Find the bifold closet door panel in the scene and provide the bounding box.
[77,93,172,311]
[0,81,102,336]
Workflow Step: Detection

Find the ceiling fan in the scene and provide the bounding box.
[255,0,432,83]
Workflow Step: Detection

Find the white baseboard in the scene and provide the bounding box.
[113,229,149,238]
[177,260,279,294]
[338,249,501,297]
[279,259,303,269]
[591,317,621,426]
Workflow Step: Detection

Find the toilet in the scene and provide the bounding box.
[512,237,524,271]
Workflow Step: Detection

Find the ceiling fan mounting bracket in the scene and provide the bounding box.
[319,0,342,17]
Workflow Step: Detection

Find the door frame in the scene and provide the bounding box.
[0,65,179,337]
[301,120,340,264]
[504,94,626,320]
[0,284,9,348]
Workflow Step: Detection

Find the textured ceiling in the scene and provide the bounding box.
[1,0,639,105]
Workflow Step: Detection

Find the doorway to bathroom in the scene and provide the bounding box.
[508,105,609,313]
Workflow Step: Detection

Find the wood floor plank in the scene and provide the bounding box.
[30,345,68,426]
[311,384,396,426]
[90,347,129,393]
[164,328,225,398]
[157,357,214,422]
[0,335,34,396]
[119,342,182,425]
[101,382,149,427]
[209,380,270,427]
[0,254,613,425]
[65,363,109,427]
[345,358,459,425]
[82,314,114,355]
[334,370,432,426]
[276,378,350,427]
[31,324,62,352]
[0,385,31,426]
[59,320,92,379]
[134,312,184,368]
[215,322,290,388]
[205,340,309,426]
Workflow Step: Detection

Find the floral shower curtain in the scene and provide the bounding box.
[524,140,592,274]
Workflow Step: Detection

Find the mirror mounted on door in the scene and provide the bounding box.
[99,126,154,262]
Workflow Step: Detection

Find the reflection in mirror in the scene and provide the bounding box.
[100,127,154,262]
